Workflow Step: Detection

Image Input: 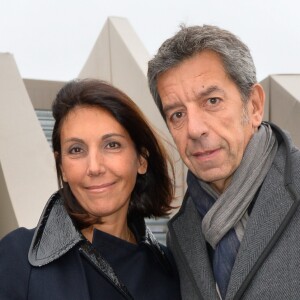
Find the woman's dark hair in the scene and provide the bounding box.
[52,78,175,229]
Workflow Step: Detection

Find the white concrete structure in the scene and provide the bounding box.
[261,75,300,148]
[0,53,57,238]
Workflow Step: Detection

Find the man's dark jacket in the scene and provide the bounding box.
[168,123,300,300]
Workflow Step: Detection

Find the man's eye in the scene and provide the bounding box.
[168,111,185,129]
[208,98,220,105]
[171,111,183,121]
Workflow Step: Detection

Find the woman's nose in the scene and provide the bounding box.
[87,151,105,177]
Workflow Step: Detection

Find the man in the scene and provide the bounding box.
[147,25,300,300]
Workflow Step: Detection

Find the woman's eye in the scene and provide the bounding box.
[106,141,121,149]
[69,147,83,154]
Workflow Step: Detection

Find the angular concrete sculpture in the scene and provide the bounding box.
[0,53,57,238]
[79,17,169,141]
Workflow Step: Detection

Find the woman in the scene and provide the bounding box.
[0,79,181,299]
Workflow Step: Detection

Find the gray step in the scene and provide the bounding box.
[35,109,54,148]
[145,218,168,245]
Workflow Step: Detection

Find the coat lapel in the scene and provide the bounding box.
[79,242,134,300]
[169,196,219,299]
[226,160,295,299]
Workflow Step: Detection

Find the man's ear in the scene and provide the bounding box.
[248,83,265,128]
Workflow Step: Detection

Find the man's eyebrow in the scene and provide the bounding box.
[196,85,226,99]
[162,85,225,115]
[162,102,182,115]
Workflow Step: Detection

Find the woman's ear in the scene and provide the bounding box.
[137,155,148,175]
[60,167,68,182]
[55,151,67,182]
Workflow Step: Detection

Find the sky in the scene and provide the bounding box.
[1,0,300,82]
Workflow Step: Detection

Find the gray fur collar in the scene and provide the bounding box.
[28,191,83,267]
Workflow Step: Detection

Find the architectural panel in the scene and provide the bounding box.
[0,53,57,237]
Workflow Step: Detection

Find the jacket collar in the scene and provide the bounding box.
[226,122,300,299]
[168,194,219,300]
[28,191,83,267]
[269,122,299,190]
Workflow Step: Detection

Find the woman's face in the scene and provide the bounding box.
[59,106,147,223]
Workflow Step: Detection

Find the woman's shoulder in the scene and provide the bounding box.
[1,227,35,244]
[0,228,35,298]
[0,227,35,261]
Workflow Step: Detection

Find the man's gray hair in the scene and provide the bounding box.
[147,24,257,118]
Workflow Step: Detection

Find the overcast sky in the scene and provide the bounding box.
[1,0,299,82]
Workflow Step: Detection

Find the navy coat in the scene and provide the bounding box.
[0,193,181,299]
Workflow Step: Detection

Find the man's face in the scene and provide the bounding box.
[157,50,263,192]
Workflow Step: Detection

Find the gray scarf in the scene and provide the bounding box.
[201,123,278,249]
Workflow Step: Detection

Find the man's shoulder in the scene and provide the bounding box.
[276,128,300,176]
[290,144,300,159]
[168,190,200,231]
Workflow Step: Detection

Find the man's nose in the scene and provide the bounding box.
[187,108,209,140]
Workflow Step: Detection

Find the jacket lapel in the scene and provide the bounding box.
[169,195,219,299]
[226,159,295,299]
